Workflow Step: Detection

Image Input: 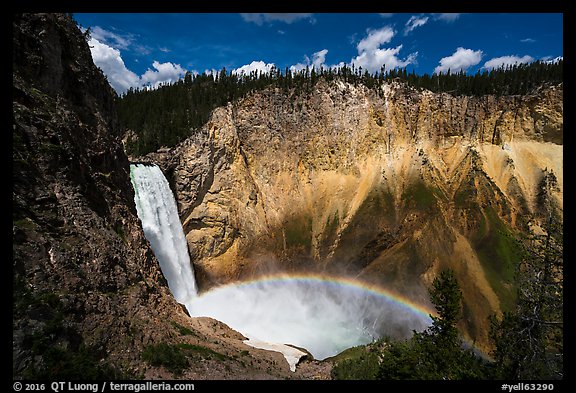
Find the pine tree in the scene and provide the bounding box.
[489,215,563,379]
[116,59,562,156]
[377,270,487,380]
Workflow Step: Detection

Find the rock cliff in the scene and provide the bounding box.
[148,79,562,353]
[13,12,561,377]
[13,13,314,379]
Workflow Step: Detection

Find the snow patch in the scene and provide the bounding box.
[243,337,307,372]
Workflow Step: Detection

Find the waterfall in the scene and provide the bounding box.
[130,163,197,305]
[128,163,433,368]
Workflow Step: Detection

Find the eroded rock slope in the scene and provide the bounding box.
[148,79,562,352]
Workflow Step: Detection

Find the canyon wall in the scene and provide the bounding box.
[148,79,563,352]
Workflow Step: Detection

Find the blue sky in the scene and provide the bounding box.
[73,13,563,95]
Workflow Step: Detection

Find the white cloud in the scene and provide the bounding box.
[483,55,534,70]
[290,49,329,73]
[290,62,307,73]
[542,56,563,64]
[404,15,429,35]
[433,13,461,22]
[520,38,536,43]
[357,26,395,53]
[88,37,140,94]
[434,47,483,74]
[330,61,347,72]
[203,69,219,80]
[159,47,171,53]
[379,13,394,18]
[88,37,187,94]
[88,26,156,56]
[350,26,417,73]
[312,49,329,69]
[89,25,153,56]
[141,61,187,88]
[353,45,418,73]
[91,26,133,50]
[232,61,276,76]
[240,13,314,25]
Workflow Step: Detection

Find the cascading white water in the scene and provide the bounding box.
[130,163,197,304]
[129,163,432,368]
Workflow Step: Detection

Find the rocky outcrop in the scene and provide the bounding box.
[12,13,185,378]
[149,79,562,353]
[13,13,310,379]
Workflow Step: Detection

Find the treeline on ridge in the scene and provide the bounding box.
[118,59,562,156]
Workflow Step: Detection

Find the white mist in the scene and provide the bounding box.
[187,279,431,360]
[130,164,431,365]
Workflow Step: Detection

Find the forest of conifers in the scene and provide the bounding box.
[117,59,562,156]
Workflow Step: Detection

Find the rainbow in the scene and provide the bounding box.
[190,272,492,361]
[197,272,438,321]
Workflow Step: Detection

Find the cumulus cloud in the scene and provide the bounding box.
[240,13,314,25]
[483,55,534,70]
[232,60,276,76]
[434,47,483,74]
[88,37,187,94]
[290,49,329,72]
[520,38,536,43]
[353,45,418,73]
[311,49,328,68]
[404,15,429,35]
[357,26,395,53]
[88,37,140,94]
[350,26,417,73]
[141,61,187,88]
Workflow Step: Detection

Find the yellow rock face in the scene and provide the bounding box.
[159,80,562,352]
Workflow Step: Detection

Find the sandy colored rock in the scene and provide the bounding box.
[148,80,562,353]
